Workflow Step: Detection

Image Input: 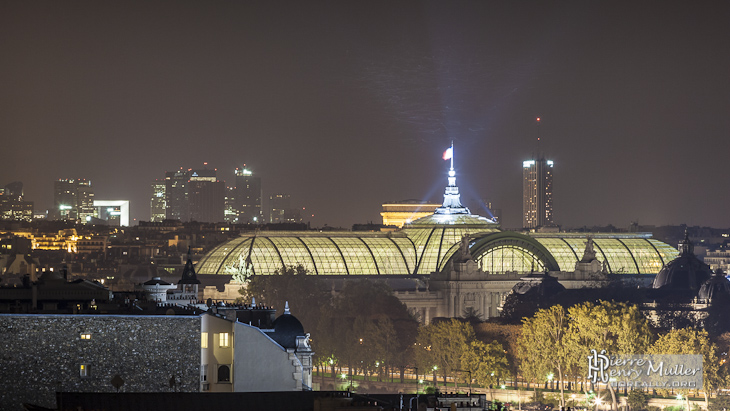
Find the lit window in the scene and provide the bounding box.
[201,332,208,348]
[80,333,91,340]
[219,333,230,348]
[79,364,89,378]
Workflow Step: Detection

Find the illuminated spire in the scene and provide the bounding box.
[435,142,470,215]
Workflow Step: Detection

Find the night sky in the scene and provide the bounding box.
[2,1,729,229]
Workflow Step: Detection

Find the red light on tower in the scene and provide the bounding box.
[536,117,541,122]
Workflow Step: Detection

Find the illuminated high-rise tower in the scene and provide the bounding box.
[234,167,262,223]
[165,169,190,221]
[150,181,166,222]
[522,158,554,229]
[53,178,94,221]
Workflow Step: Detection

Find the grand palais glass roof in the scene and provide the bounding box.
[195,225,678,277]
[197,146,678,278]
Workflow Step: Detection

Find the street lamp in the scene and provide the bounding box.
[547,373,554,390]
[571,394,577,408]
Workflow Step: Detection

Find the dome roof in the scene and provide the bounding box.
[510,272,566,297]
[698,269,730,301]
[652,234,712,291]
[268,303,305,349]
[407,213,498,227]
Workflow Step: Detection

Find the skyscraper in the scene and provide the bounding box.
[0,182,33,221]
[188,169,224,222]
[54,178,94,221]
[150,181,166,222]
[522,158,554,229]
[165,169,190,221]
[234,167,262,223]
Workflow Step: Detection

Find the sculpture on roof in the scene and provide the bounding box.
[580,236,597,263]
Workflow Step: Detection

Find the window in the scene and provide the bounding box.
[200,364,208,382]
[219,333,230,348]
[79,364,89,378]
[201,332,208,348]
[80,333,91,340]
[217,364,231,383]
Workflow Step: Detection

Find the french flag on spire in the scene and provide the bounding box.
[442,147,453,161]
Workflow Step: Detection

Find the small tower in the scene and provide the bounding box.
[434,142,471,215]
[178,248,201,302]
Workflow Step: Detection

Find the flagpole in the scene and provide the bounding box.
[450,141,454,170]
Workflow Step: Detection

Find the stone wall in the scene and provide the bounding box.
[0,314,201,410]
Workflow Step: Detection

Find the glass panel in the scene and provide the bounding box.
[648,239,679,269]
[250,237,284,275]
[417,228,443,275]
[330,237,378,275]
[267,237,316,274]
[196,237,250,274]
[477,245,546,274]
[621,239,664,274]
[390,237,418,273]
[299,237,347,275]
[593,239,638,274]
[360,238,408,275]
[534,238,579,271]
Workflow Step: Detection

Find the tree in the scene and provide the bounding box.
[238,264,329,332]
[415,319,475,388]
[568,301,653,410]
[649,328,725,409]
[474,322,521,387]
[517,305,572,408]
[461,307,485,325]
[318,279,418,384]
[461,339,509,390]
[627,389,649,411]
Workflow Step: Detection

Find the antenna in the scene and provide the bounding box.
[535,117,541,159]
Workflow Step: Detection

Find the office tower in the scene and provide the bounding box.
[150,181,166,222]
[54,179,94,221]
[93,200,130,226]
[522,158,554,229]
[165,169,190,221]
[234,167,262,224]
[224,186,237,223]
[269,194,290,223]
[188,169,225,222]
[269,194,302,223]
[0,182,33,221]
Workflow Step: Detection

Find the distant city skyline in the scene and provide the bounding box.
[2,1,729,228]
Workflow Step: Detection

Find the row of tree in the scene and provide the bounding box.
[239,267,730,405]
[518,301,727,410]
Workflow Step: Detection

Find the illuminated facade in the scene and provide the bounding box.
[150,181,166,222]
[196,147,679,322]
[165,169,190,221]
[380,201,441,228]
[93,200,130,226]
[54,179,94,222]
[522,158,553,229]
[269,194,301,224]
[0,182,33,221]
[234,167,262,224]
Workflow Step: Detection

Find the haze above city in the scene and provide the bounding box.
[1,1,729,229]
